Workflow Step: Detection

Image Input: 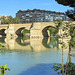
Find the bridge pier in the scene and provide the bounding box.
[4,24,18,38]
[30,23,44,38]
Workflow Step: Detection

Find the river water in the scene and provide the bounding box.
[0,37,75,75]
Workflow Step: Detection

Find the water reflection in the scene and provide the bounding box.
[42,37,58,48]
[53,53,75,75]
[16,37,30,46]
[0,37,75,75]
[4,37,31,51]
[0,37,71,52]
[0,37,5,43]
[2,37,58,52]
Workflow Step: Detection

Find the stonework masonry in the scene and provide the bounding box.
[0,21,75,38]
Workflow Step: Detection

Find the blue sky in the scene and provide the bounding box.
[0,0,73,17]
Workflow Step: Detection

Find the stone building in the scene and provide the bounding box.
[16,9,70,23]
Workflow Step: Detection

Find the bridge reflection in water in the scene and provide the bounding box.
[0,37,70,52]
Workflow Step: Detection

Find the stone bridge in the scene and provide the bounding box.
[0,21,74,37]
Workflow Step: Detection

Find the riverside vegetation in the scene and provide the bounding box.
[52,0,75,74]
[0,64,10,75]
[0,44,10,75]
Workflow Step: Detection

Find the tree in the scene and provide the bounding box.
[0,64,10,75]
[0,16,7,24]
[8,16,13,23]
[13,17,22,24]
[54,19,63,37]
[53,21,75,75]
[48,27,56,36]
[55,0,75,7]
[66,9,75,21]
[55,0,75,20]
[0,16,22,24]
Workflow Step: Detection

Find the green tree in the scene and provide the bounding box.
[54,19,63,37]
[55,0,75,7]
[8,16,13,24]
[53,21,75,75]
[48,27,56,37]
[0,16,6,24]
[0,16,22,24]
[48,19,63,37]
[55,0,75,20]
[13,17,22,24]
[0,64,10,75]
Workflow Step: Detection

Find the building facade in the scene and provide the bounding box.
[16,9,70,23]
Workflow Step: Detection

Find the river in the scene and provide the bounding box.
[0,37,75,75]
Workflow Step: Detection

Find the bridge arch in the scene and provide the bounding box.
[0,29,6,37]
[41,25,56,37]
[15,27,25,36]
[13,23,32,37]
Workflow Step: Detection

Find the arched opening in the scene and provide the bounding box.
[0,29,6,37]
[16,27,25,37]
[42,26,56,37]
